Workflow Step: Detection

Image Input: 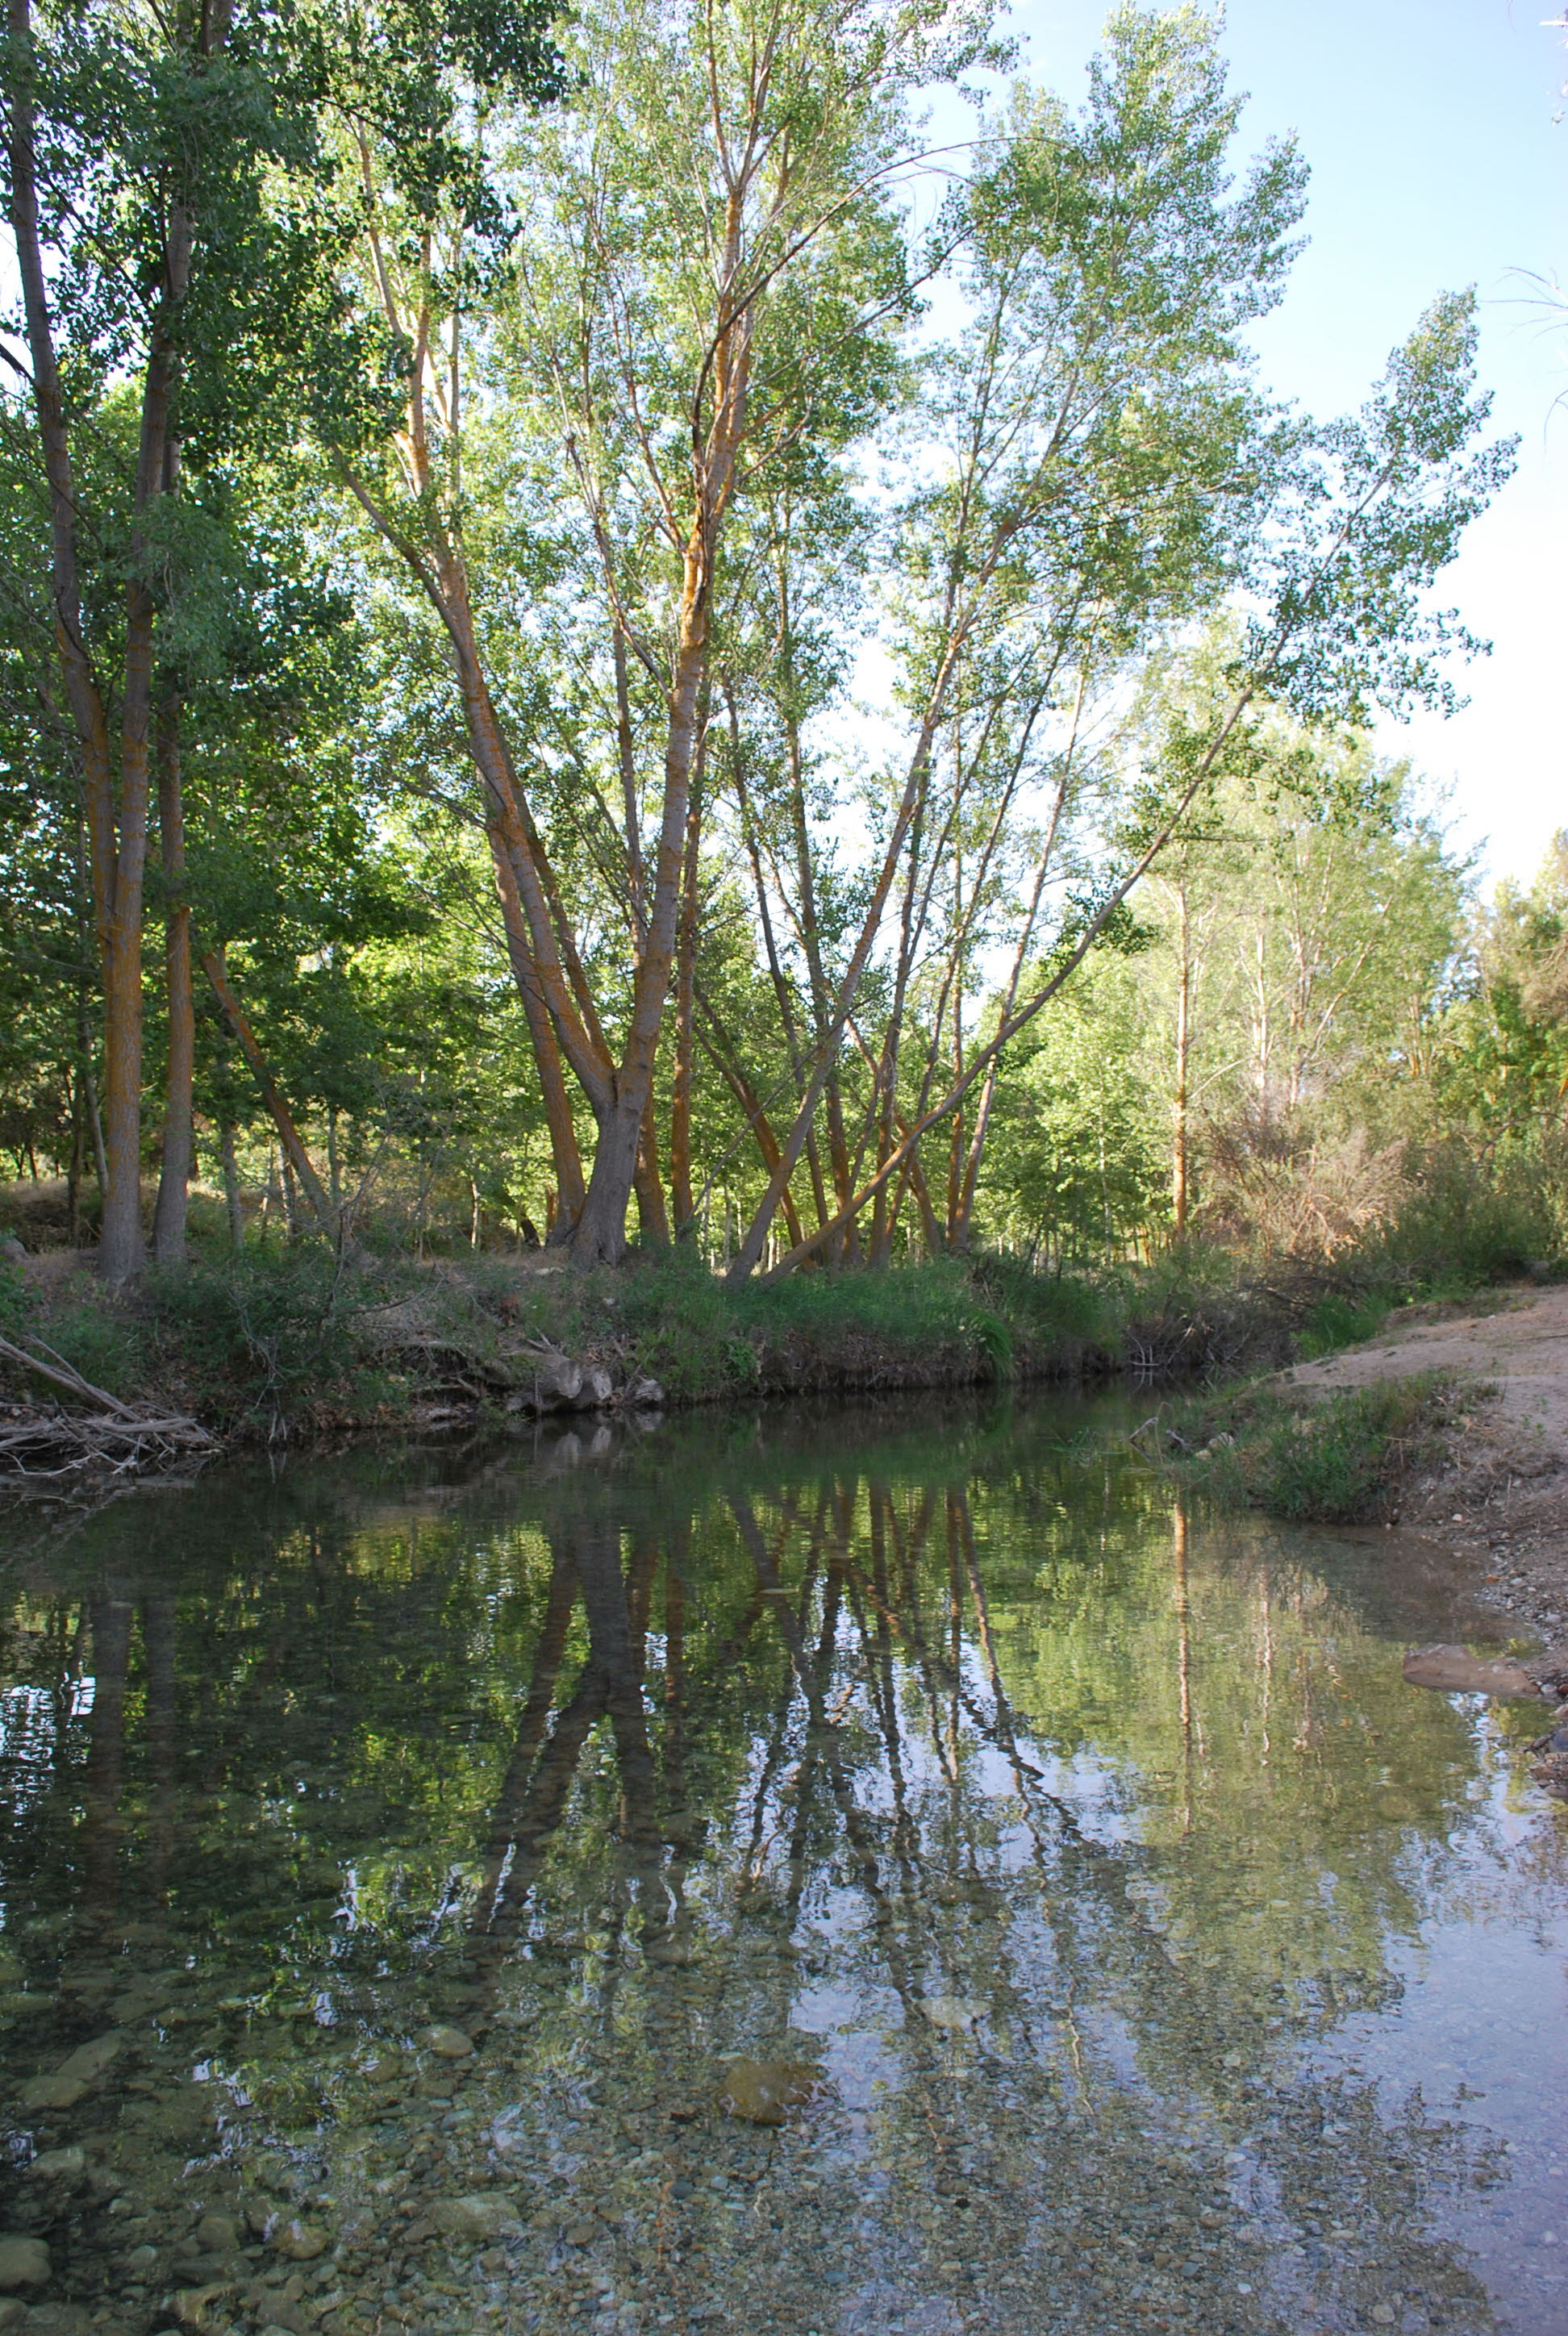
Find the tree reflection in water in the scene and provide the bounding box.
[1,1394,1563,2336]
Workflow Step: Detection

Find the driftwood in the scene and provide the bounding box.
[0,1335,217,1486]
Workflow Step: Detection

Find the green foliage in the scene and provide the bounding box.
[144,1248,408,1426]
[1374,1141,1562,1290]
[26,1296,150,1404]
[1297,1290,1389,1358]
[0,1,1522,1309]
[0,1263,31,1337]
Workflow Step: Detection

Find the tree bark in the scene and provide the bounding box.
[152,707,194,1266]
[219,1120,244,1249]
[5,0,200,1280]
[669,749,703,1233]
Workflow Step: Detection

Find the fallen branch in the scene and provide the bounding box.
[0,1336,217,1486]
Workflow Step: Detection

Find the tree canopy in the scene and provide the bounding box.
[0,0,1525,1279]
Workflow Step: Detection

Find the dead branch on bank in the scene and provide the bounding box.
[0,1334,217,1487]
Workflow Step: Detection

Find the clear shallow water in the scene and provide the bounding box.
[0,1391,1564,2336]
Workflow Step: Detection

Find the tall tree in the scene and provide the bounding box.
[1,0,361,1273]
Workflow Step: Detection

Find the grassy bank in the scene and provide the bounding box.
[0,1153,1559,1449]
[1159,1371,1474,1525]
[0,1233,1419,1443]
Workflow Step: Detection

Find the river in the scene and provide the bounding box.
[1,1391,1564,2336]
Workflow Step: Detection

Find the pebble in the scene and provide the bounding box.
[194,2211,241,2253]
[713,2058,822,2125]
[429,2196,515,2242]
[0,2236,51,2292]
[420,2025,474,2059]
[19,2032,123,2111]
[272,2219,329,2261]
[25,2148,85,2182]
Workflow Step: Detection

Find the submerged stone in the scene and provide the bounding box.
[920,1995,982,2031]
[713,2058,823,2125]
[271,2217,328,2261]
[25,2148,85,2183]
[420,2024,474,2059]
[1402,1643,1538,1697]
[429,2195,515,2242]
[0,2235,50,2292]
[19,2031,123,2111]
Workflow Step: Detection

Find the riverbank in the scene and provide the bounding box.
[1168,1279,1568,1665]
[1277,1283,1568,1646]
[0,1237,1366,1474]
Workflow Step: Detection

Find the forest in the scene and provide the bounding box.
[0,0,1562,1391]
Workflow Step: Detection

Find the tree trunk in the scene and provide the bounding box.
[152,707,194,1266]
[219,1120,244,1249]
[200,949,339,1241]
[66,1067,82,1245]
[634,1095,670,1245]
[5,0,197,1282]
[486,819,587,1229]
[669,757,703,1233]
[1173,878,1191,1241]
[83,1059,109,1204]
[569,537,712,1266]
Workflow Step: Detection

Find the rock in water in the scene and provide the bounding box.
[169,2286,227,2330]
[419,2023,474,2059]
[713,2058,823,2125]
[194,2213,240,2255]
[1402,1644,1538,1698]
[429,2194,515,2242]
[270,2218,327,2261]
[0,2236,50,2292]
[25,2149,85,2184]
[919,1995,982,2031]
[19,2032,123,2111]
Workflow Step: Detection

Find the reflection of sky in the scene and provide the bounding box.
[0,1677,93,1813]
[1309,1710,1568,2336]
[749,1604,1568,2333]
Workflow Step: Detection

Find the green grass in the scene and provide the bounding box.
[0,1203,1526,1448]
[1295,1288,1390,1359]
[1168,1371,1464,1524]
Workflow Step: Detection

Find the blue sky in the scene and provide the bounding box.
[993,0,1568,889]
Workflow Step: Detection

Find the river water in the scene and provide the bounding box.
[0,1392,1564,2336]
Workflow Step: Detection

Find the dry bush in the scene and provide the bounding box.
[1197,1110,1410,1260]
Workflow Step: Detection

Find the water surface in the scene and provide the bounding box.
[1,1392,1564,2336]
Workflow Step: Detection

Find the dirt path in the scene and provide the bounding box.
[1282,1282,1568,1646]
